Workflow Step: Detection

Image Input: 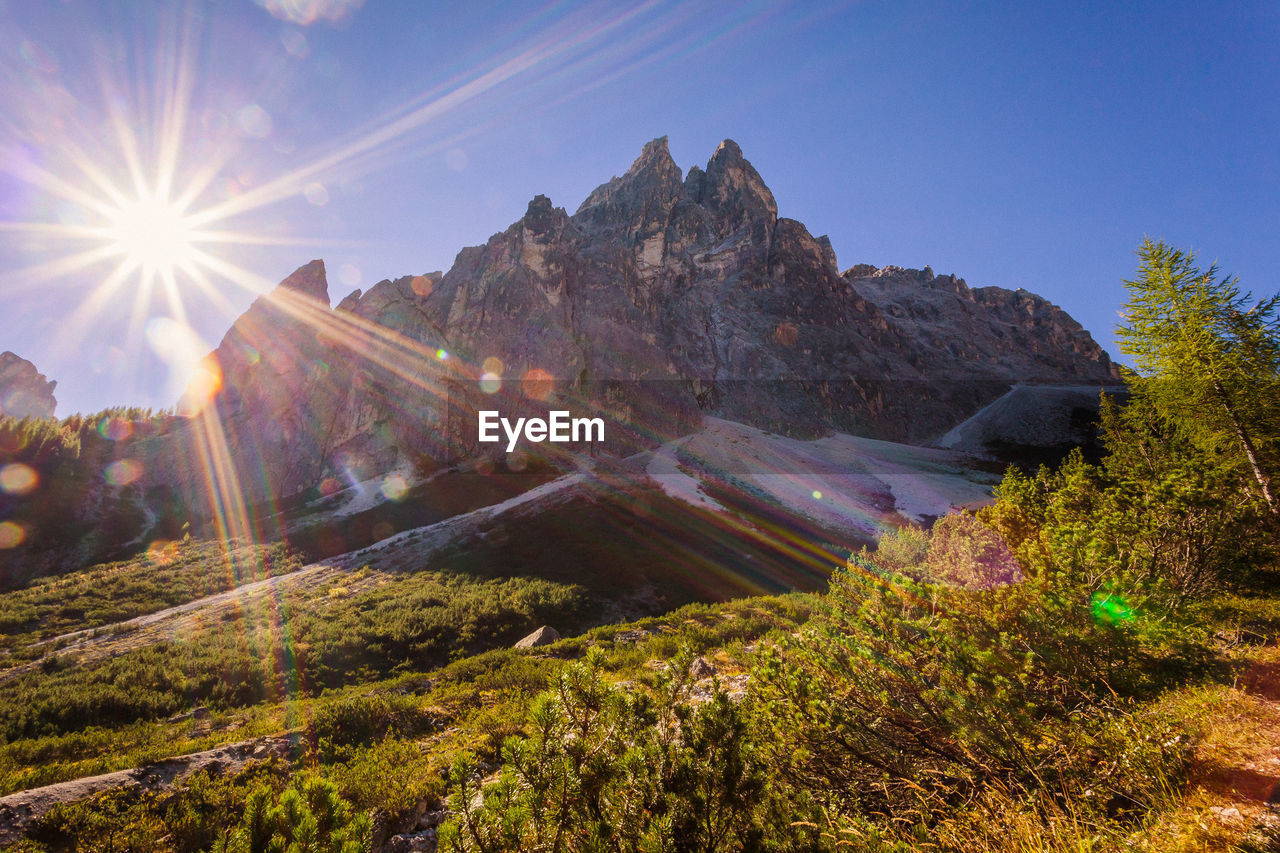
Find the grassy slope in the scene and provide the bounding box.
[7,575,1280,850]
[1,472,1278,848]
[921,585,1280,851]
[0,520,815,798]
[1,592,813,848]
[0,541,300,662]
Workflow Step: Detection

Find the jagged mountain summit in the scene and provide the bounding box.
[0,352,57,419]
[180,136,1115,507]
[0,137,1121,586]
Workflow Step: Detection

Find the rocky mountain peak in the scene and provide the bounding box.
[522,194,563,235]
[201,260,336,410]
[170,259,352,505]
[158,135,1121,511]
[816,235,838,270]
[700,138,778,238]
[277,259,330,306]
[711,137,744,162]
[0,352,56,419]
[574,136,686,238]
[335,289,362,313]
[634,135,677,171]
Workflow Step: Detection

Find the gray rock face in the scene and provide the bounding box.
[0,352,56,419]
[194,260,353,505]
[182,137,1118,506]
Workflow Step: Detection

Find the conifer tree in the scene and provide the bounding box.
[1118,239,1280,516]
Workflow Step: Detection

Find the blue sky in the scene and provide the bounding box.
[1,0,1277,415]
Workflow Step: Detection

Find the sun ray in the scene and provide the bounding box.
[152,12,199,205]
[0,221,113,240]
[105,86,151,204]
[185,0,668,229]
[191,231,370,249]
[182,261,257,319]
[2,154,124,219]
[122,275,158,374]
[53,262,142,351]
[2,243,130,289]
[160,268,189,326]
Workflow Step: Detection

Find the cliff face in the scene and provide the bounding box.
[186,136,1118,506]
[190,260,353,503]
[0,353,57,419]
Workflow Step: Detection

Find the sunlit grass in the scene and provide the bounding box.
[0,593,809,799]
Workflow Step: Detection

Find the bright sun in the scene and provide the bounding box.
[104,190,199,282]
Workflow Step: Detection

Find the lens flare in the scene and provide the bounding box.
[97,416,133,441]
[0,521,25,549]
[0,463,39,496]
[0,431,26,454]
[522,367,554,401]
[179,359,224,416]
[104,458,144,486]
[380,472,409,501]
[146,539,180,565]
[1091,592,1132,626]
[254,0,365,27]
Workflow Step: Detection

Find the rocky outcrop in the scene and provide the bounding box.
[189,260,354,504]
[839,264,1117,381]
[514,625,560,649]
[0,352,56,419]
[177,137,1118,507]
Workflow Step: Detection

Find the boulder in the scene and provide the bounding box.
[514,626,560,649]
[689,656,716,679]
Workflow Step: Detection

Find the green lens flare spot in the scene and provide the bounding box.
[1091,592,1132,626]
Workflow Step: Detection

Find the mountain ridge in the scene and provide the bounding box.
[169,136,1119,510]
[0,137,1122,579]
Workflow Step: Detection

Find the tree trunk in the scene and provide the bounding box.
[1212,377,1279,516]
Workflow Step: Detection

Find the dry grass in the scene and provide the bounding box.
[889,644,1280,853]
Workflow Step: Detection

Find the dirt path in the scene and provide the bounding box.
[1185,654,1280,848]
[39,562,350,649]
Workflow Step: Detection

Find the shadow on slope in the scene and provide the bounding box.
[425,461,846,617]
